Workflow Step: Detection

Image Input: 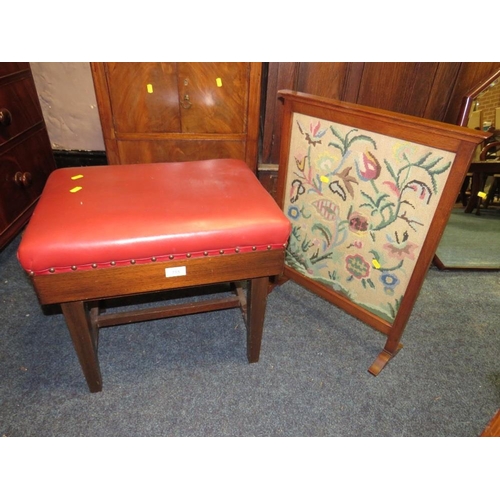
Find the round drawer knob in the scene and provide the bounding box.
[14,171,32,188]
[0,108,12,127]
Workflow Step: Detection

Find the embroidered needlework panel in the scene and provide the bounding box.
[283,112,456,324]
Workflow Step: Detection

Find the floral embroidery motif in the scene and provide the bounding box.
[284,113,455,322]
[348,212,369,234]
[346,254,370,279]
[357,151,382,181]
[379,272,400,295]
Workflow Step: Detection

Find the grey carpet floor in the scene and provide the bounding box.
[1,233,499,437]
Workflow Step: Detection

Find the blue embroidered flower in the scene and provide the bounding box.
[380,272,400,295]
[288,206,301,220]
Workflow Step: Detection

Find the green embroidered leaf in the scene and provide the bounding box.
[421,155,444,170]
[346,134,377,150]
[344,128,360,142]
[429,173,438,194]
[379,202,396,218]
[346,204,354,220]
[388,302,396,319]
[285,249,308,272]
[328,270,338,281]
[301,237,312,252]
[328,126,347,154]
[384,159,398,182]
[291,226,302,242]
[360,190,377,207]
[374,193,391,207]
[329,125,345,142]
[311,251,334,265]
[311,223,332,246]
[328,142,345,155]
[380,259,404,272]
[415,151,433,166]
[430,160,451,175]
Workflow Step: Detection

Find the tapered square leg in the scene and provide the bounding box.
[246,277,270,363]
[61,301,102,392]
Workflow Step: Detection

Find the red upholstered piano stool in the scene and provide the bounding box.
[17,159,291,393]
[18,159,291,276]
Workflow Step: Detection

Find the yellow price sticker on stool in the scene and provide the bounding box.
[71,174,84,180]
[216,78,222,87]
[147,83,153,93]
[372,259,381,269]
[478,191,487,199]
[70,186,83,193]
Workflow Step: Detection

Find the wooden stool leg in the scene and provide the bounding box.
[246,276,270,363]
[61,301,102,393]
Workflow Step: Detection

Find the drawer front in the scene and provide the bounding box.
[0,76,44,146]
[0,129,55,227]
[116,139,246,164]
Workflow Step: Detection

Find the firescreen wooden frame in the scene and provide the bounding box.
[276,91,488,375]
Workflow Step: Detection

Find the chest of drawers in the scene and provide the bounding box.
[0,63,56,250]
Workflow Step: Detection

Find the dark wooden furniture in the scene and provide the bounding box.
[0,63,56,251]
[464,161,500,214]
[90,63,262,172]
[275,90,487,375]
[463,141,500,214]
[17,159,291,392]
[261,62,500,167]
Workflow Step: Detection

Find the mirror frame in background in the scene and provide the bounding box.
[457,68,500,128]
[433,66,500,270]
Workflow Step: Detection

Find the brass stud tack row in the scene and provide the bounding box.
[42,244,281,275]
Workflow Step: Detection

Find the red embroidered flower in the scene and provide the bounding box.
[348,212,369,233]
[358,151,382,181]
[345,254,371,279]
[383,241,419,260]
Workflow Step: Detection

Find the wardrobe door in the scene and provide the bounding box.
[105,62,181,134]
[91,62,262,170]
[177,62,249,134]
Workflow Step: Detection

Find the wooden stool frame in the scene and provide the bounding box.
[30,249,285,392]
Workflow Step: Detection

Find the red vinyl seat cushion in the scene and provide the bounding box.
[18,159,291,275]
